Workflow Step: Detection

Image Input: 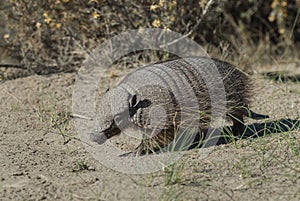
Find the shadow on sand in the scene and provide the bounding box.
[262,71,300,83]
[191,118,300,149]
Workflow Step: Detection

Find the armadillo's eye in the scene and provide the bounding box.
[129,93,140,108]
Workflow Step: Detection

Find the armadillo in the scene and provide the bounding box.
[91,56,269,156]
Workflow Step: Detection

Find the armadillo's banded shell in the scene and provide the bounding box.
[118,57,251,132]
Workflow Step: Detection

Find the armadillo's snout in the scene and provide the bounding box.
[90,123,122,144]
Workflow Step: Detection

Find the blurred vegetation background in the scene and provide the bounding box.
[0,0,299,78]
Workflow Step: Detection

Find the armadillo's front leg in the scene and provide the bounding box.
[119,129,175,157]
[119,142,149,157]
[119,139,165,157]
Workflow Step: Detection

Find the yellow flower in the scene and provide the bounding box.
[44,17,52,24]
[271,0,279,8]
[150,4,159,11]
[159,0,165,7]
[281,1,287,7]
[36,22,42,28]
[152,19,161,27]
[56,23,62,29]
[43,13,52,24]
[62,0,69,2]
[3,34,9,40]
[92,11,100,19]
[170,15,175,22]
[279,28,285,34]
[268,14,275,22]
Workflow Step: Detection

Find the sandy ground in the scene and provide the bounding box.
[1,64,300,200]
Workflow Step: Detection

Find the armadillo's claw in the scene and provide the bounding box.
[118,143,149,157]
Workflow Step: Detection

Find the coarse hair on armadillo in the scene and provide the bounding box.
[92,56,266,156]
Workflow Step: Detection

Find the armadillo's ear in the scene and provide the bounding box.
[129,93,140,108]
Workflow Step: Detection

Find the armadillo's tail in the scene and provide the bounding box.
[247,110,269,119]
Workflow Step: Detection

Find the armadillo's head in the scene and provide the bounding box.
[90,86,140,144]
